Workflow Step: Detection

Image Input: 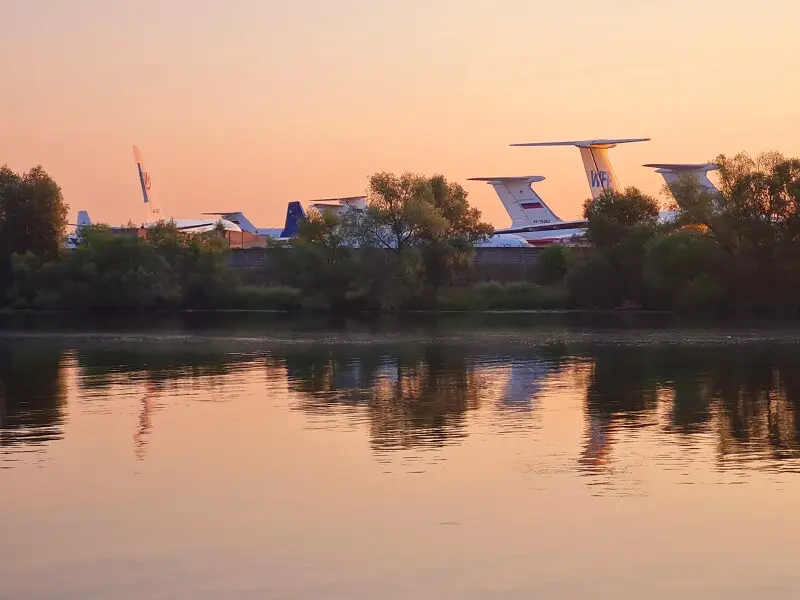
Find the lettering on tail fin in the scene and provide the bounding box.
[280,201,307,238]
[589,170,612,189]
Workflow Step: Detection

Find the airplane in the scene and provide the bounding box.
[64,210,93,249]
[292,194,529,248]
[510,138,650,200]
[467,138,652,247]
[72,147,245,235]
[509,137,689,225]
[468,176,587,246]
[132,145,243,233]
[203,196,369,237]
[643,163,720,193]
[642,163,721,222]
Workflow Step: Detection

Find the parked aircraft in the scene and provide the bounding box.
[468,176,587,246]
[510,138,650,199]
[64,210,93,249]
[132,145,242,233]
[297,195,529,247]
[72,147,244,235]
[204,197,368,238]
[644,163,720,193]
[643,163,721,222]
[508,137,695,226]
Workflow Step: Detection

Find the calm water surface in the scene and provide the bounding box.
[3,314,800,599]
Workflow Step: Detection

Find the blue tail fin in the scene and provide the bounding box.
[280,201,306,238]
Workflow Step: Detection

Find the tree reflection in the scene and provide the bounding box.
[578,344,800,472]
[276,345,500,450]
[0,342,66,449]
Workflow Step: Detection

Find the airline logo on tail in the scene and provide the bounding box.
[137,164,153,203]
[589,170,612,189]
[133,145,163,220]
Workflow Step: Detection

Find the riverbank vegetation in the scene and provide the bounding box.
[2,151,800,316]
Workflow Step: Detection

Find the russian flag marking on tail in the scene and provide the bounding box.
[521,202,543,210]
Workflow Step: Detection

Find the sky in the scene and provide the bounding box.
[2,0,799,228]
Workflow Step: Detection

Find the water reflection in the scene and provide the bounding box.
[0,342,67,452]
[3,335,800,475]
[581,345,800,471]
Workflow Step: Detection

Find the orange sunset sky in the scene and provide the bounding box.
[2,0,799,228]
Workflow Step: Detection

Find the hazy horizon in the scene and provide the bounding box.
[3,0,799,228]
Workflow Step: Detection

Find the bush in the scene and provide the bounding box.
[643,230,726,313]
[536,244,570,285]
[437,281,568,311]
[565,256,617,309]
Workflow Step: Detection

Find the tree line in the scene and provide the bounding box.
[2,151,800,315]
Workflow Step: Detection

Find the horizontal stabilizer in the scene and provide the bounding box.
[307,195,367,203]
[643,163,719,172]
[645,163,720,193]
[511,138,650,149]
[468,176,546,183]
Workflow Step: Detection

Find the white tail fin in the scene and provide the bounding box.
[132,145,165,223]
[76,210,91,226]
[643,163,720,193]
[468,176,560,226]
[511,138,650,199]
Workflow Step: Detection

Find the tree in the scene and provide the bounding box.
[643,229,726,312]
[583,187,660,250]
[0,165,68,290]
[273,210,363,311]
[355,172,447,253]
[352,172,493,306]
[571,187,661,308]
[664,152,800,315]
[420,175,494,303]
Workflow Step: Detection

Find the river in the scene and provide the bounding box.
[2,314,800,598]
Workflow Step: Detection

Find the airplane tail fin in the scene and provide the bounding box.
[76,210,91,227]
[132,145,165,223]
[511,138,650,199]
[468,176,560,227]
[643,163,720,193]
[202,211,257,233]
[280,201,306,238]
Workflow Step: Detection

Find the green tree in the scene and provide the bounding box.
[350,172,493,306]
[569,187,660,308]
[536,244,570,285]
[273,210,363,311]
[353,172,446,253]
[583,187,660,249]
[664,152,800,315]
[0,165,68,290]
[420,175,494,304]
[643,230,726,312]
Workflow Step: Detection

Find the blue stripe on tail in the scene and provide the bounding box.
[137,163,149,204]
